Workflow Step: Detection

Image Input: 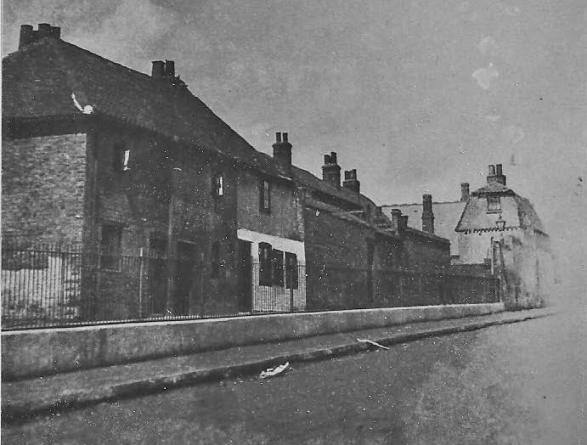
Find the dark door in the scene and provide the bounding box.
[174,242,196,316]
[238,240,252,312]
[148,238,168,315]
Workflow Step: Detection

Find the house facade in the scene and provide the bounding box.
[2,24,305,319]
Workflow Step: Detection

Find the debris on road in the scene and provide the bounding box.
[357,338,390,350]
[260,362,290,379]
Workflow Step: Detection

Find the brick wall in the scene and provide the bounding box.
[2,133,87,243]
[237,170,304,241]
[90,124,240,319]
[401,230,451,269]
[304,205,401,310]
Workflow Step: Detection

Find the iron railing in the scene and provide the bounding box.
[2,243,498,330]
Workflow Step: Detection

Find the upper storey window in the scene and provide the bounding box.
[212,174,224,198]
[113,144,131,173]
[487,196,501,213]
[260,179,271,213]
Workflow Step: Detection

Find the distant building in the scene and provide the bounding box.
[383,164,554,308]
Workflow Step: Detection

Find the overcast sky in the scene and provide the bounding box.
[3,0,586,296]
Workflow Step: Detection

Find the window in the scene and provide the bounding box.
[212,174,224,197]
[113,144,131,173]
[101,224,122,270]
[272,249,284,287]
[285,253,298,289]
[211,241,221,278]
[487,196,501,213]
[259,179,271,213]
[259,242,272,286]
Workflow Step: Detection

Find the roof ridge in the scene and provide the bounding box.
[382,199,462,207]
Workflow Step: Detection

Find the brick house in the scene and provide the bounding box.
[2,24,305,319]
[383,165,553,308]
[287,150,451,310]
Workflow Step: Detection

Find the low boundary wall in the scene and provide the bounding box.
[2,303,504,380]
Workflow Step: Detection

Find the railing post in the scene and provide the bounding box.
[138,248,144,318]
[289,266,294,312]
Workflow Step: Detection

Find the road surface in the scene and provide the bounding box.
[3,307,585,444]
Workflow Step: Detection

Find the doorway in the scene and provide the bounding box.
[174,241,196,316]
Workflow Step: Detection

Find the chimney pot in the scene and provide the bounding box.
[152,60,165,79]
[275,132,282,143]
[164,60,175,78]
[460,182,470,202]
[488,163,507,185]
[37,23,52,38]
[283,132,288,142]
[19,24,35,49]
[50,26,61,39]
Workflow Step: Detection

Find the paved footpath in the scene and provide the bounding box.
[2,307,554,422]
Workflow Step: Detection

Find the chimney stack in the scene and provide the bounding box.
[401,215,409,231]
[164,60,175,78]
[391,209,403,232]
[460,182,470,202]
[322,152,341,187]
[487,164,507,185]
[272,131,292,173]
[343,169,360,193]
[19,23,62,49]
[422,194,434,234]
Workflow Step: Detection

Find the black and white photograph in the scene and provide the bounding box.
[1,1,585,443]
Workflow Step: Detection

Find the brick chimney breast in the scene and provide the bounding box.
[19,23,61,49]
[422,194,434,234]
[343,169,360,193]
[322,152,341,187]
[272,131,292,173]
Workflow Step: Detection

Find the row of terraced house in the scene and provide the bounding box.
[2,24,548,327]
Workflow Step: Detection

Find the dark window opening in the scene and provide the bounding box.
[259,242,272,286]
[211,241,221,278]
[260,179,271,213]
[113,144,131,173]
[213,174,224,198]
[487,196,501,213]
[285,252,298,289]
[272,249,284,287]
[101,224,122,270]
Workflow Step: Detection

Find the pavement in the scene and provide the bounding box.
[1,307,555,423]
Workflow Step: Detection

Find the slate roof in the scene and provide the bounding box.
[291,166,365,210]
[2,36,286,179]
[381,201,465,255]
[304,197,398,240]
[456,183,546,233]
[470,182,514,196]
